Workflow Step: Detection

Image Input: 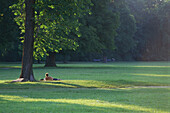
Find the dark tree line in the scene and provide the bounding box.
[57,0,170,62]
[0,0,170,64]
[0,0,21,62]
[127,0,170,61]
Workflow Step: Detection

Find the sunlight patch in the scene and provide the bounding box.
[132,73,170,77]
[134,66,170,68]
[0,94,165,113]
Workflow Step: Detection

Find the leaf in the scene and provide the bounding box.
[48,5,55,9]
[14,12,18,16]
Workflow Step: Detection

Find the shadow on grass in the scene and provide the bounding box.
[1,65,170,70]
[0,79,168,90]
[0,81,87,89]
[45,81,86,88]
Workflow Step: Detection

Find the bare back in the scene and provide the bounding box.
[44,76,53,81]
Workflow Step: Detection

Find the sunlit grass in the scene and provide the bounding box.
[132,73,170,77]
[0,62,170,112]
[0,94,166,113]
[0,87,170,113]
[0,61,170,88]
[135,66,170,68]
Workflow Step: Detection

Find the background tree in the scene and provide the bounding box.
[0,0,21,62]
[112,0,137,61]
[126,0,169,61]
[93,0,119,63]
[69,0,120,62]
[157,1,170,60]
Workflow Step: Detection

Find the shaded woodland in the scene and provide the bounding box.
[0,0,170,63]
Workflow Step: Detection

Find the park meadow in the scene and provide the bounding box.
[1,0,170,112]
[0,61,170,113]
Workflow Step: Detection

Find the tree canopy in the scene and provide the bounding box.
[126,0,170,61]
[10,0,93,60]
[9,0,93,81]
[70,0,120,61]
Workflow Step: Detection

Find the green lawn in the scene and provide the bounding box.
[0,62,170,113]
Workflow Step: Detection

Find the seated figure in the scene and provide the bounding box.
[40,73,60,81]
[44,73,53,81]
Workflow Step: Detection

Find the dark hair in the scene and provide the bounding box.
[45,73,49,76]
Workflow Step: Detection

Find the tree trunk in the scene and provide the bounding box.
[103,56,107,63]
[19,0,35,81]
[102,49,107,63]
[45,52,56,67]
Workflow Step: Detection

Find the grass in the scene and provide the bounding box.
[0,61,170,113]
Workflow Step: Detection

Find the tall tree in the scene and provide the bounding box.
[11,0,92,81]
[73,0,119,62]
[112,0,137,61]
[93,0,119,62]
[152,1,170,60]
[19,0,35,81]
[11,0,92,67]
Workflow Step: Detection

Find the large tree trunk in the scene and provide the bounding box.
[19,0,35,81]
[45,52,57,67]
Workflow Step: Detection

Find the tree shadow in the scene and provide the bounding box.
[44,81,87,88]
[1,80,89,89]
[1,77,169,91]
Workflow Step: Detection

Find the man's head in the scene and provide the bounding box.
[45,73,49,77]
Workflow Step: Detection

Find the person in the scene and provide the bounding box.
[44,73,53,81]
[40,73,61,81]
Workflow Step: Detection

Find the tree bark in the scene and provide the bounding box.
[45,52,57,67]
[19,0,35,81]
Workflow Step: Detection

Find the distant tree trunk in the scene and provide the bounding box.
[102,49,107,63]
[103,56,107,63]
[45,52,56,67]
[19,0,35,81]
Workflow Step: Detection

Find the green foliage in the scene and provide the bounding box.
[71,0,120,61]
[157,1,170,60]
[113,0,137,61]
[91,0,119,50]
[78,22,104,53]
[10,0,92,60]
[0,0,21,61]
[1,0,170,62]
[126,0,170,61]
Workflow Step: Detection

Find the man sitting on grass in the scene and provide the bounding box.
[40,73,61,81]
